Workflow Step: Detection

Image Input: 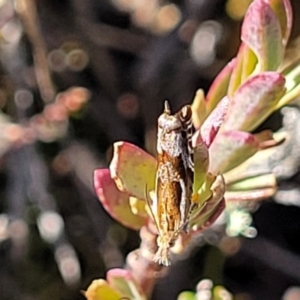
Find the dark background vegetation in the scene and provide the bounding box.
[1,0,300,299]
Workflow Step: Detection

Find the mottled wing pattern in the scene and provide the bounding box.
[156,153,184,235]
[151,101,194,266]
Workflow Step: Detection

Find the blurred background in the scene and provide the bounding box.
[1,0,300,299]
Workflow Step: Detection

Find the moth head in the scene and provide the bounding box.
[158,101,182,133]
[178,105,192,124]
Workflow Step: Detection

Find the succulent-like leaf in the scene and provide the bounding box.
[195,173,215,206]
[223,132,286,184]
[177,291,197,300]
[228,43,259,97]
[282,61,300,92]
[228,45,244,97]
[193,138,209,194]
[264,0,293,46]
[107,269,147,300]
[190,175,226,231]
[223,72,286,132]
[242,0,283,71]
[241,44,259,81]
[209,131,259,175]
[129,197,149,218]
[94,169,147,230]
[225,187,276,201]
[206,58,236,113]
[191,89,207,129]
[110,141,156,199]
[84,279,122,300]
[226,173,276,191]
[275,83,300,109]
[201,96,230,147]
[255,130,285,150]
[213,285,233,300]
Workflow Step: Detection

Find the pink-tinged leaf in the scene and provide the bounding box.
[206,59,236,114]
[225,187,276,201]
[191,89,207,129]
[190,175,226,232]
[110,142,156,199]
[201,96,230,147]
[282,0,293,45]
[94,169,147,230]
[84,279,122,300]
[264,0,293,46]
[254,129,285,149]
[223,72,286,132]
[223,143,282,184]
[107,269,146,300]
[209,131,259,174]
[226,173,276,191]
[242,0,283,71]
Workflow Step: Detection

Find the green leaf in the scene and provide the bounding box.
[193,135,209,194]
[190,175,226,231]
[209,131,259,175]
[223,72,286,132]
[276,84,300,109]
[196,173,215,206]
[84,279,122,300]
[213,285,233,300]
[241,0,283,71]
[240,45,258,82]
[94,169,147,230]
[226,173,276,191]
[107,269,147,300]
[177,291,197,300]
[191,89,207,129]
[206,58,236,114]
[228,43,258,97]
[110,142,156,199]
[228,44,245,97]
[225,187,276,201]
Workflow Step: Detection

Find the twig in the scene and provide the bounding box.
[15,0,56,103]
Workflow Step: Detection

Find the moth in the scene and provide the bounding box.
[148,101,194,266]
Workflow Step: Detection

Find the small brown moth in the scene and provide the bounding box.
[148,101,194,266]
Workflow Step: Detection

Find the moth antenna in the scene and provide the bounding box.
[164,100,171,114]
[145,184,161,235]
